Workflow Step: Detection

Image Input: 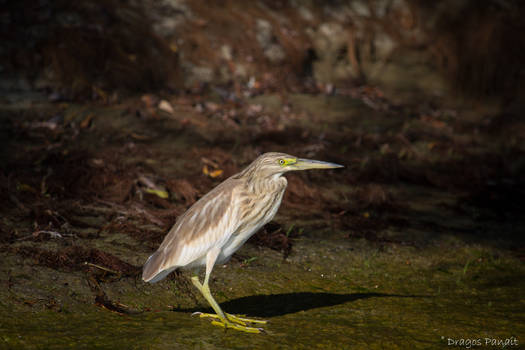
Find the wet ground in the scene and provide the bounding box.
[0,87,524,349]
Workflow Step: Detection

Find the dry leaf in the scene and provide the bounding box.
[420,115,447,129]
[202,165,223,178]
[209,169,223,178]
[141,94,158,108]
[144,188,169,199]
[130,132,151,141]
[80,114,94,129]
[158,100,174,114]
[17,183,37,193]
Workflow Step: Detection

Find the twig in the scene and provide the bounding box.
[16,230,66,241]
[84,262,120,275]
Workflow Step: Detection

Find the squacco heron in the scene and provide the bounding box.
[142,152,343,333]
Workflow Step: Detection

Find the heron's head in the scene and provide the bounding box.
[241,152,344,179]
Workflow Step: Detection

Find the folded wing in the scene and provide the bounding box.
[142,180,242,283]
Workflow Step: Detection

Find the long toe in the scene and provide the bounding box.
[210,320,265,334]
[192,312,267,326]
[225,313,267,325]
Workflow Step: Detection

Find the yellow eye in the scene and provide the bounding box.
[279,159,285,166]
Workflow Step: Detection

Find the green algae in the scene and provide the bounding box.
[1,237,523,349]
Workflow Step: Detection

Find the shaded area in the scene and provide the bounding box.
[411,0,525,99]
[173,291,426,318]
[2,0,181,98]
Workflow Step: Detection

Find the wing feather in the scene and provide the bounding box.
[142,178,243,282]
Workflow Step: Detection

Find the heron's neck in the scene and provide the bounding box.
[247,173,286,195]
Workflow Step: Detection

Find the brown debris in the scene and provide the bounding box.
[0,221,18,244]
[13,245,140,277]
[282,174,324,213]
[347,229,418,248]
[193,148,239,178]
[94,293,141,315]
[251,222,294,258]
[166,179,199,205]
[101,214,171,245]
[355,184,394,211]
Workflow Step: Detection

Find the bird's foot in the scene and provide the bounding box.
[210,319,265,334]
[192,311,267,325]
[192,312,267,333]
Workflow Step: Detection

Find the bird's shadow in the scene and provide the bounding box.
[173,291,428,318]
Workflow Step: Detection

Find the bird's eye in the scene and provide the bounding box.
[279,159,285,166]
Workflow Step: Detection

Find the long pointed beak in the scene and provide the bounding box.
[292,158,344,170]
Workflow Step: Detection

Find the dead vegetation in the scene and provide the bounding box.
[12,245,139,276]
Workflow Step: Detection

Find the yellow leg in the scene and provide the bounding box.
[190,275,266,333]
